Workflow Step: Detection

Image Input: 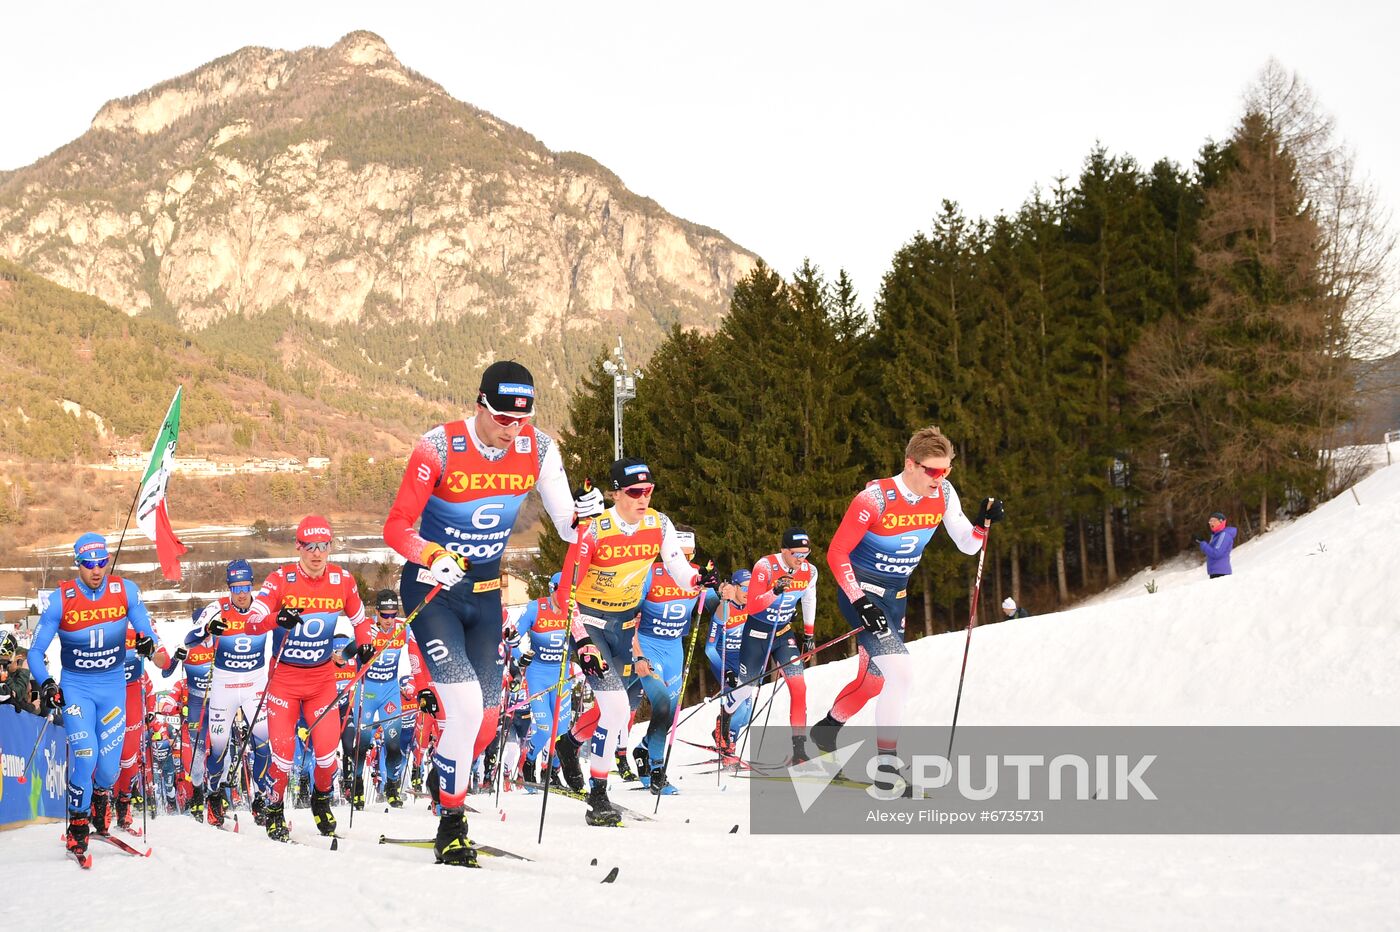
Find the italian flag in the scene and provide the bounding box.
[136,386,188,580]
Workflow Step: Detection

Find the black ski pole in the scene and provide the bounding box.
[15,712,54,785]
[675,627,860,735]
[139,676,151,838]
[947,521,992,760]
[538,481,595,844]
[652,567,712,813]
[349,681,364,829]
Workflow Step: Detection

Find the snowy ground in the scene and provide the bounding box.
[4,463,1399,928]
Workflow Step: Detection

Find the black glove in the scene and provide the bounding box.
[417,688,439,715]
[38,678,63,713]
[976,497,1005,526]
[353,642,375,665]
[724,670,738,690]
[135,634,156,659]
[853,595,890,636]
[518,649,535,670]
[276,607,302,630]
[772,576,791,596]
[172,646,188,663]
[205,615,229,637]
[144,712,156,725]
[695,561,721,591]
[803,635,816,655]
[1192,534,1207,543]
[575,636,607,677]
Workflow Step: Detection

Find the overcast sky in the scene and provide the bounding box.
[3,1,1397,313]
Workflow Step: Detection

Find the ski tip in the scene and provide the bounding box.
[601,866,619,883]
[590,857,598,865]
[729,824,739,833]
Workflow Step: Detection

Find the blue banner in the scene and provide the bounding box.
[0,709,67,827]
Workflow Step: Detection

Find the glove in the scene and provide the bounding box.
[1192,534,1207,543]
[694,561,721,591]
[353,642,375,665]
[417,688,439,715]
[205,615,228,638]
[135,634,156,659]
[502,623,518,642]
[38,678,63,713]
[518,649,535,670]
[853,595,890,636]
[427,548,466,589]
[803,635,816,655]
[572,483,605,523]
[976,497,1006,526]
[724,670,738,690]
[772,576,791,596]
[172,646,188,663]
[575,636,607,677]
[145,712,156,725]
[276,607,302,630]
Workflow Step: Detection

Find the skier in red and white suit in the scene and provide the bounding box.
[245,515,371,842]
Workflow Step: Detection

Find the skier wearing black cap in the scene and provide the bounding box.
[731,527,821,763]
[382,360,601,865]
[338,589,421,808]
[554,457,718,825]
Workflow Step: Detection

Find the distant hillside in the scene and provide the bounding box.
[0,257,449,462]
[0,31,758,421]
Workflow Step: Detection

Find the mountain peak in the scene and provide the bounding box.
[329,30,397,68]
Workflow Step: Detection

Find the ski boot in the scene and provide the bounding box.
[615,748,638,782]
[351,775,366,811]
[633,747,651,787]
[294,778,311,809]
[810,713,842,754]
[115,792,134,830]
[207,790,228,827]
[90,788,112,835]
[385,779,404,809]
[65,811,91,857]
[649,765,678,796]
[410,765,423,794]
[522,758,537,787]
[585,779,623,827]
[251,792,268,827]
[714,710,734,755]
[311,788,337,836]
[427,764,442,809]
[264,801,290,843]
[188,786,205,823]
[434,807,479,868]
[554,733,586,791]
[787,735,811,765]
[549,764,567,789]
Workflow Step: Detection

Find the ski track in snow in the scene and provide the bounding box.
[5,462,1400,928]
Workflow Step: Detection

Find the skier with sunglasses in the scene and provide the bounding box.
[383,360,598,865]
[810,425,1004,769]
[245,515,371,841]
[553,458,718,826]
[731,528,821,763]
[27,532,168,861]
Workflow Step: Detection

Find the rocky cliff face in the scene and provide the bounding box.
[0,31,757,401]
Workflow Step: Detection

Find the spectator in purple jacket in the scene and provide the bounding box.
[1193,512,1236,578]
